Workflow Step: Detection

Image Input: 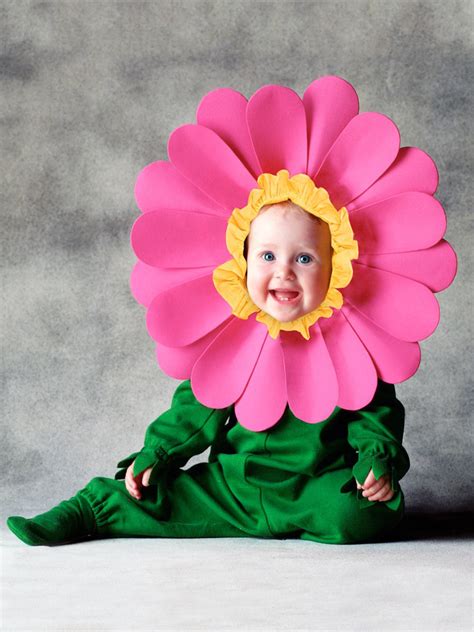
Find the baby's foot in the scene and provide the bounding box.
[7,493,96,546]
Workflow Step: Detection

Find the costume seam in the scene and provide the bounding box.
[260,433,276,537]
[242,440,275,538]
[258,486,275,537]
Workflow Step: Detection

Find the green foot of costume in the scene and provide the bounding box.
[6,494,96,546]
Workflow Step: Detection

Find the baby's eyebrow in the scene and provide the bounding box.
[259,243,318,251]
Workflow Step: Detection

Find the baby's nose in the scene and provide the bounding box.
[276,264,296,280]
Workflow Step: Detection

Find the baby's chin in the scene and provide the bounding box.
[266,307,307,322]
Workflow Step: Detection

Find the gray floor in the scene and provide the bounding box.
[1,516,472,631]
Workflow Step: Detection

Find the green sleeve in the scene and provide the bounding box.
[114,380,231,484]
[340,380,410,511]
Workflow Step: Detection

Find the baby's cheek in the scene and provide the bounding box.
[246,269,265,303]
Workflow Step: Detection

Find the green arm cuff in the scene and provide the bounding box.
[114,447,170,485]
[339,453,403,512]
[114,451,139,480]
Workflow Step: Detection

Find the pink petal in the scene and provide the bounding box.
[131,209,229,267]
[315,112,400,209]
[303,75,359,178]
[356,240,457,293]
[191,316,268,408]
[246,85,307,175]
[341,303,421,383]
[155,319,233,380]
[135,160,225,216]
[351,192,446,254]
[168,124,257,210]
[196,88,262,178]
[130,261,215,307]
[347,147,439,211]
[343,263,440,342]
[281,325,338,423]
[319,310,378,410]
[234,335,287,431]
[146,274,232,347]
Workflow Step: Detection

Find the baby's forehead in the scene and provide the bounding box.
[248,202,322,237]
[259,200,309,217]
[244,203,331,261]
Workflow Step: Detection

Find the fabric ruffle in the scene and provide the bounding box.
[339,453,403,512]
[213,169,358,340]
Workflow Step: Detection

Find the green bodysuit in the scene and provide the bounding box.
[76,378,409,545]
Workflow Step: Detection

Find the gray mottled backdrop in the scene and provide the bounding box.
[2,0,472,521]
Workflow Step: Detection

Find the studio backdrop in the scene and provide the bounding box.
[2,0,471,519]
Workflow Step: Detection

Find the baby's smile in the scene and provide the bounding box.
[245,201,332,323]
[269,288,301,304]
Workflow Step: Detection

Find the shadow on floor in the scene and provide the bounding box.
[387,511,473,542]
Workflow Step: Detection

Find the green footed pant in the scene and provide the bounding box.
[77,461,405,545]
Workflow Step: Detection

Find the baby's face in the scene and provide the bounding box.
[245,203,332,323]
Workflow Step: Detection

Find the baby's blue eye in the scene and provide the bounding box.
[297,254,313,264]
[262,252,275,262]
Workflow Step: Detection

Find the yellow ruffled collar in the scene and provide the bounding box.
[213,170,358,340]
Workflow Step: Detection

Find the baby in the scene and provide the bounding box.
[7,201,404,546]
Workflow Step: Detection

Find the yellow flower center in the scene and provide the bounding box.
[213,170,358,340]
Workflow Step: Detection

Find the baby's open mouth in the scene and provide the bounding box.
[269,289,301,304]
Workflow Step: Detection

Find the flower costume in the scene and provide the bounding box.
[131,76,456,432]
[6,76,456,546]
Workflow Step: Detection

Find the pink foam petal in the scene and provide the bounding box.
[196,88,262,178]
[234,335,287,431]
[131,209,229,267]
[191,316,268,408]
[303,75,359,178]
[343,263,440,342]
[315,112,400,209]
[350,192,447,254]
[155,319,233,380]
[146,274,232,347]
[356,240,458,293]
[341,303,421,383]
[246,85,307,175]
[134,160,225,216]
[130,261,215,307]
[347,147,439,211]
[319,311,378,410]
[281,325,338,423]
[168,124,257,210]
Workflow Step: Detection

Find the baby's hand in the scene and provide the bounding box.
[356,468,394,502]
[125,460,152,500]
